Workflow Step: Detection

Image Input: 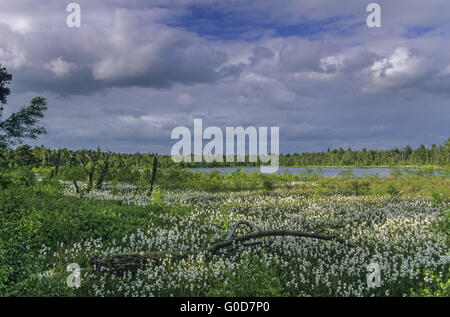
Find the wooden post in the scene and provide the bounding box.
[147,155,158,197]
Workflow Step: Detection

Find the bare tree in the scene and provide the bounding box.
[78,153,96,190]
[96,150,112,189]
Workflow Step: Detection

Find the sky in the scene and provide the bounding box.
[0,0,449,154]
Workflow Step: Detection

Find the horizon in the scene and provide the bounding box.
[10,138,448,156]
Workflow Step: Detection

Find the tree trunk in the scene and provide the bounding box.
[147,156,158,197]
[73,180,80,193]
[78,153,96,191]
[96,151,112,189]
[90,221,355,273]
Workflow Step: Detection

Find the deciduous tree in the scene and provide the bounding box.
[0,65,47,150]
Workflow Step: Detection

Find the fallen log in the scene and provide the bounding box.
[91,250,198,272]
[90,220,355,272]
[208,229,355,253]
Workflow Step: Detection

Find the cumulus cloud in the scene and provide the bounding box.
[365,47,432,93]
[249,46,274,65]
[91,9,231,87]
[45,57,76,77]
[278,40,325,73]
[0,0,449,153]
[0,47,28,69]
[1,5,243,94]
[319,48,378,75]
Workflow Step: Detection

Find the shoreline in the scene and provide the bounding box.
[193,165,446,170]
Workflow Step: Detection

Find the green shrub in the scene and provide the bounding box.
[411,269,450,297]
[386,183,400,197]
[431,192,444,208]
[9,167,37,187]
[262,177,274,191]
[346,180,371,196]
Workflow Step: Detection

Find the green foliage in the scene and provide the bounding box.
[0,64,12,105]
[206,253,285,296]
[431,192,444,208]
[433,208,450,247]
[3,137,449,173]
[59,166,85,181]
[0,65,48,150]
[0,230,43,296]
[411,269,450,297]
[0,185,181,248]
[262,175,275,191]
[32,166,54,180]
[385,183,400,197]
[1,166,37,187]
[0,97,48,149]
[137,168,152,188]
[151,188,164,204]
[0,159,448,296]
[346,180,371,196]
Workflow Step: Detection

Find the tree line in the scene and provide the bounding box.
[4,138,449,173]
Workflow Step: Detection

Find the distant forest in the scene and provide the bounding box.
[3,138,449,171]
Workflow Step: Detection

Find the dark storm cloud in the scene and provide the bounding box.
[0,0,449,153]
[0,2,245,95]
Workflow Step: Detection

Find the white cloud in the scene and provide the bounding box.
[90,9,231,86]
[10,19,31,34]
[45,57,75,77]
[366,47,432,92]
[0,47,29,69]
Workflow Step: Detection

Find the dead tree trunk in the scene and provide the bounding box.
[73,180,80,193]
[49,151,61,179]
[147,156,158,197]
[79,153,96,190]
[90,220,356,272]
[96,151,112,189]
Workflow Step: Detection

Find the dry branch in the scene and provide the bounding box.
[91,220,355,272]
[225,220,254,240]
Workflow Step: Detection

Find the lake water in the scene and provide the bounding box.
[194,167,429,177]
